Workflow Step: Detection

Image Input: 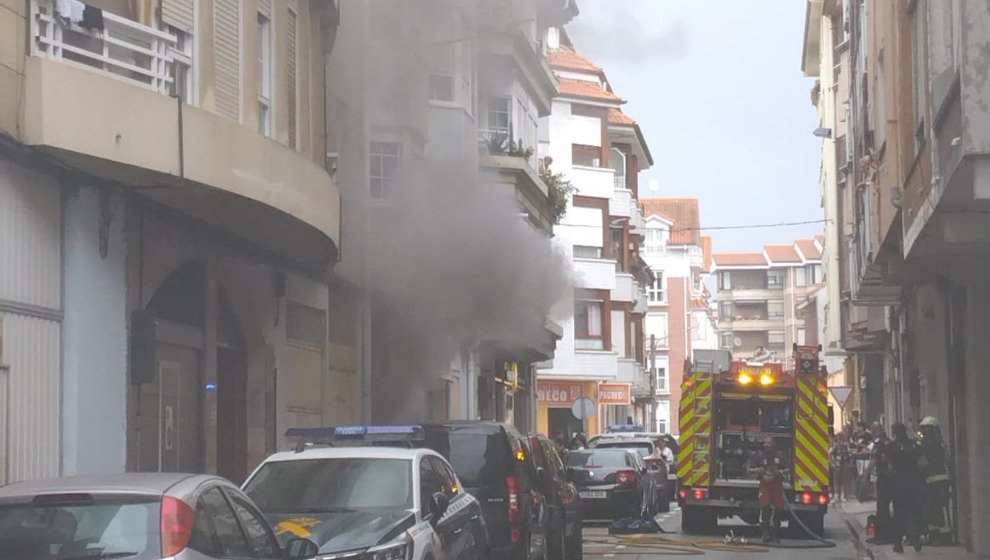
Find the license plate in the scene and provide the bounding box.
[579,491,607,499]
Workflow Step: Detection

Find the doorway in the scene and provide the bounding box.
[549,407,584,442]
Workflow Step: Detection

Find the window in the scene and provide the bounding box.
[655,366,667,392]
[370,141,400,199]
[419,458,444,518]
[196,487,252,558]
[646,313,667,349]
[645,228,668,247]
[795,266,807,287]
[648,273,665,303]
[429,74,455,102]
[429,456,459,499]
[487,97,511,135]
[574,290,605,350]
[573,245,603,259]
[228,494,280,558]
[610,147,626,188]
[167,26,193,104]
[572,144,602,167]
[719,301,732,320]
[721,332,734,349]
[257,13,272,136]
[719,271,732,290]
[768,301,784,320]
[810,264,822,284]
[244,458,413,511]
[797,327,807,346]
[657,419,668,434]
[767,269,785,288]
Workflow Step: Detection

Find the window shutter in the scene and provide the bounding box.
[161,0,194,34]
[257,0,272,18]
[287,8,297,149]
[213,0,241,122]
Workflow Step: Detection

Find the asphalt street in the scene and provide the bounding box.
[582,505,866,560]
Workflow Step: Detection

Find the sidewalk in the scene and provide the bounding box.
[836,500,981,560]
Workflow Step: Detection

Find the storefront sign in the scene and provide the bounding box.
[537,381,585,404]
[598,383,631,404]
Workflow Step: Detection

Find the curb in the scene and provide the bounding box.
[836,504,876,560]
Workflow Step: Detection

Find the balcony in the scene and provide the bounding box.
[612,273,637,302]
[479,149,553,232]
[609,187,634,218]
[573,258,617,290]
[567,165,614,199]
[23,0,340,267]
[616,358,645,386]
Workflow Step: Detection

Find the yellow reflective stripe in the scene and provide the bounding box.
[927,473,950,483]
[798,421,830,453]
[794,445,829,483]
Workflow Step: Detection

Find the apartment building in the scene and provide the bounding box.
[639,198,710,436]
[803,0,990,551]
[712,238,824,366]
[536,29,654,439]
[327,0,574,432]
[0,0,341,482]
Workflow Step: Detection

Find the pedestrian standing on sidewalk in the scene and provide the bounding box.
[830,433,852,502]
[887,422,925,554]
[865,422,892,545]
[918,417,953,546]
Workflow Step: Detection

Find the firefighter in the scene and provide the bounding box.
[865,422,892,544]
[918,416,952,545]
[887,423,924,554]
[749,436,789,543]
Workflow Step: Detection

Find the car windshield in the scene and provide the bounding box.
[0,498,159,560]
[447,432,507,488]
[595,441,654,457]
[244,458,413,513]
[565,450,630,468]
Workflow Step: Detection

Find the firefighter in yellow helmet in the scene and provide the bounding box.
[918,416,952,545]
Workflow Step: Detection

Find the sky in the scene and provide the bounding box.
[568,1,826,253]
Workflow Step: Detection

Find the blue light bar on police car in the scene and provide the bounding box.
[284,425,426,448]
[607,424,645,432]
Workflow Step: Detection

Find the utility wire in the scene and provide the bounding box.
[670,218,831,233]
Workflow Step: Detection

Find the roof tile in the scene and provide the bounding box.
[548,45,603,73]
[608,108,636,125]
[795,238,822,260]
[640,198,701,246]
[764,244,802,263]
[557,78,624,102]
[712,252,768,266]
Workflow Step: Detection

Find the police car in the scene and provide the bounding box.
[243,426,490,560]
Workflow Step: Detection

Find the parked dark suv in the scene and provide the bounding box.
[527,434,583,560]
[429,421,548,560]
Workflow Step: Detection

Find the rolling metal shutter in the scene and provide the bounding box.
[161,0,194,34]
[213,0,241,122]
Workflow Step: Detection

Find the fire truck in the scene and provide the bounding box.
[676,346,831,535]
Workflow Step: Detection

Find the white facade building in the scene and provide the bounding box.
[537,30,654,438]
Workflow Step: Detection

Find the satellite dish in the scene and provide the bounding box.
[733,336,743,348]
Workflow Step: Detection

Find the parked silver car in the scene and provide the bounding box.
[0,473,318,560]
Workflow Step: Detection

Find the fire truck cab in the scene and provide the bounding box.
[676,346,831,535]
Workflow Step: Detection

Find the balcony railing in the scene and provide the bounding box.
[31,0,176,93]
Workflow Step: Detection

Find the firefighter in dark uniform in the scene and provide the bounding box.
[918,416,952,545]
[887,423,924,554]
[749,437,789,543]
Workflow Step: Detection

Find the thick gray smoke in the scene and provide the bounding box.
[366,159,572,421]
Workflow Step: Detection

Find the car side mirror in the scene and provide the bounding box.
[430,492,450,525]
[284,537,319,560]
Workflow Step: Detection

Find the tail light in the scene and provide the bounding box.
[616,470,637,485]
[506,475,521,527]
[161,496,195,557]
[679,488,688,499]
[818,493,829,505]
[801,492,813,504]
[693,488,707,500]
